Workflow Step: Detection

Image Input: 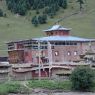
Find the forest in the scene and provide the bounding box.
[6,0,67,15]
[5,0,67,26]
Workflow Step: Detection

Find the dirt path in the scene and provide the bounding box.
[9,92,95,95]
[53,92,95,95]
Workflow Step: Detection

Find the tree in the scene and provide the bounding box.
[46,5,56,18]
[71,66,94,91]
[38,14,47,24]
[55,3,59,11]
[42,14,47,23]
[62,0,68,9]
[0,9,3,17]
[6,0,68,20]
[31,16,38,27]
[6,0,29,16]
[77,0,84,11]
[6,0,68,15]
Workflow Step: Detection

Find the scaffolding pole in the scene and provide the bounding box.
[38,41,41,81]
[48,41,52,78]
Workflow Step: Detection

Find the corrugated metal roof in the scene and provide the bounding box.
[33,36,94,42]
[43,25,71,32]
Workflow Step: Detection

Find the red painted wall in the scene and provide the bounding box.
[32,69,49,78]
[24,51,32,63]
[8,50,24,63]
[17,43,24,49]
[46,30,70,36]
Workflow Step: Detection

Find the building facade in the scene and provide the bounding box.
[6,24,95,80]
[7,24,95,64]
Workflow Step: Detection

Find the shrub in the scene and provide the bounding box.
[70,66,94,91]
[6,83,20,93]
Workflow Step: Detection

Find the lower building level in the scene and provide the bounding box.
[6,25,95,64]
[7,37,95,64]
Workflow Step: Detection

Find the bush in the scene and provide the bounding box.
[70,66,94,91]
[6,83,21,93]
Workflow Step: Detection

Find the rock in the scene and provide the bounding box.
[33,88,42,93]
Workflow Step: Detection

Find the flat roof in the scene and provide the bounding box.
[33,36,95,42]
[6,35,95,44]
[6,38,33,44]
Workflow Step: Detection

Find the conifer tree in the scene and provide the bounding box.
[77,0,84,11]
[62,0,68,9]
[38,14,47,24]
[6,0,68,19]
[32,16,38,27]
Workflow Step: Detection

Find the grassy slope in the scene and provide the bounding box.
[0,0,95,56]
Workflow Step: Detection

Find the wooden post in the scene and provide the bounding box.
[38,41,41,81]
[48,41,52,79]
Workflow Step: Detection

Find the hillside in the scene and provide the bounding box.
[0,0,95,56]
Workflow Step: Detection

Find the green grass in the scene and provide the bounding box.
[0,80,71,94]
[0,0,95,56]
[0,80,95,94]
[28,80,72,90]
[0,81,29,94]
[0,84,8,95]
[27,79,95,92]
[0,82,20,95]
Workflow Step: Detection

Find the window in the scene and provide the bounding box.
[52,46,54,49]
[32,46,38,49]
[40,46,47,49]
[66,42,69,45]
[54,42,77,46]
[55,51,59,56]
[74,51,77,55]
[73,42,77,45]
[67,51,71,56]
[51,32,53,35]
